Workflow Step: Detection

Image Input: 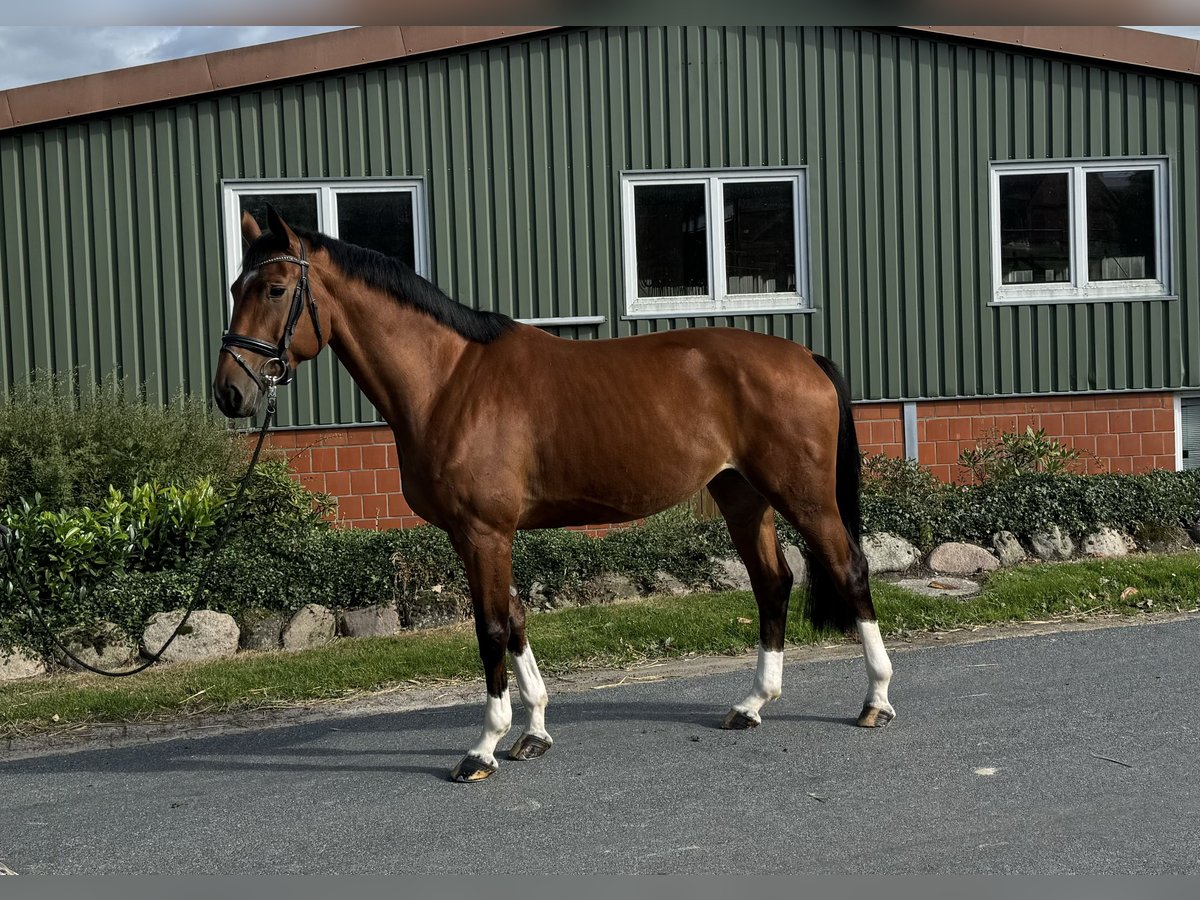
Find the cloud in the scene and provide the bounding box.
[0,26,350,91]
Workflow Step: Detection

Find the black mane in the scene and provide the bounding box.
[245,228,517,344]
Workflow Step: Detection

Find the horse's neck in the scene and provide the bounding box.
[326,286,470,451]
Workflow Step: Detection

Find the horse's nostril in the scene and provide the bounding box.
[221,381,243,415]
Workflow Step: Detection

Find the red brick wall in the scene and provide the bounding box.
[268,392,1179,528]
[853,402,905,459]
[855,392,1177,482]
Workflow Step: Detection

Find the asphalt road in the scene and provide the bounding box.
[2,617,1198,874]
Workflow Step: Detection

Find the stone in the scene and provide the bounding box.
[240,614,285,651]
[527,581,553,610]
[338,604,401,638]
[585,573,638,603]
[141,609,240,664]
[652,571,689,596]
[1081,527,1134,558]
[281,603,337,651]
[713,556,753,591]
[861,533,921,574]
[928,542,1000,576]
[400,589,472,629]
[782,544,809,585]
[61,622,135,672]
[0,648,46,682]
[896,576,981,600]
[1030,526,1075,561]
[991,531,1027,567]
[1134,525,1194,554]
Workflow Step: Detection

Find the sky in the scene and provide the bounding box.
[0,26,352,91]
[0,25,1198,92]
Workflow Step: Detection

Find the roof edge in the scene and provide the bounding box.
[0,24,562,133]
[898,25,1200,78]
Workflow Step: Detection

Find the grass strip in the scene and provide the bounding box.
[2,552,1198,737]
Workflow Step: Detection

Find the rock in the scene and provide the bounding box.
[142,609,240,664]
[0,648,46,682]
[861,533,920,574]
[400,589,471,629]
[928,542,1000,576]
[338,604,401,638]
[1030,526,1075,561]
[896,576,981,600]
[652,571,689,596]
[991,531,1027,567]
[281,603,337,651]
[61,622,135,671]
[586,573,638,603]
[527,581,553,610]
[782,544,809,585]
[240,614,285,651]
[1134,525,1193,554]
[713,556,753,591]
[1081,527,1134,558]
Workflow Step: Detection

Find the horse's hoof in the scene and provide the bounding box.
[856,704,895,728]
[721,708,761,730]
[449,755,498,783]
[509,733,552,761]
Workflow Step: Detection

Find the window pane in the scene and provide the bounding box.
[1183,398,1200,471]
[634,183,709,298]
[998,173,1071,285]
[723,181,796,295]
[239,193,319,236]
[1087,170,1156,281]
[336,191,417,270]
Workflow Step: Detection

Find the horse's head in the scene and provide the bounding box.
[213,206,330,418]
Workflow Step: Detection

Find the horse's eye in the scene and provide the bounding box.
[268,285,287,299]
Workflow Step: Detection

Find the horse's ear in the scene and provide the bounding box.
[241,209,261,247]
[265,203,299,248]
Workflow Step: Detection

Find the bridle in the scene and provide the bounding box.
[221,239,323,392]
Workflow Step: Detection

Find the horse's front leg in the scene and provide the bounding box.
[448,527,520,783]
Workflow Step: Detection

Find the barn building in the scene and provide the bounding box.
[2,24,1199,528]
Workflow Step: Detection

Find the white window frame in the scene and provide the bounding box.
[989,157,1171,305]
[221,178,430,302]
[621,168,810,318]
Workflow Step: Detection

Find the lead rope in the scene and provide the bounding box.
[0,387,278,678]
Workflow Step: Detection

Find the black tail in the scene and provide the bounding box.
[804,354,863,633]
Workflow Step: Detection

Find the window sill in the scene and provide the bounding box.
[623,305,815,320]
[989,294,1177,307]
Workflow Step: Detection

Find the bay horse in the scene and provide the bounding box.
[214,206,895,783]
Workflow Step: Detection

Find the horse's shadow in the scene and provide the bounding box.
[2,699,859,782]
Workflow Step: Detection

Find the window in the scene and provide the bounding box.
[621,169,809,317]
[990,158,1170,303]
[222,180,428,291]
[1181,396,1200,471]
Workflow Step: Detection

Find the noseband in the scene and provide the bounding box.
[221,239,324,392]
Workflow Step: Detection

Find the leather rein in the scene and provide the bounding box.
[221,239,323,390]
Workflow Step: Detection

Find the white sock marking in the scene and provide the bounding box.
[857,619,895,714]
[510,644,551,742]
[732,646,784,722]
[467,692,512,767]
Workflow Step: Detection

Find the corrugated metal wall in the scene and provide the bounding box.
[1,25,1198,426]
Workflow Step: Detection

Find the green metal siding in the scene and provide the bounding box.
[1,25,1199,425]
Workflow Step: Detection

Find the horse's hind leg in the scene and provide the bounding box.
[780,500,895,727]
[506,584,553,761]
[708,471,795,730]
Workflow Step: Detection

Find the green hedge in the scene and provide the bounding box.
[0,373,245,511]
[860,465,1200,549]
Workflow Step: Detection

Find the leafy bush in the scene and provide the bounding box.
[0,480,226,653]
[958,426,1095,483]
[0,372,245,511]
